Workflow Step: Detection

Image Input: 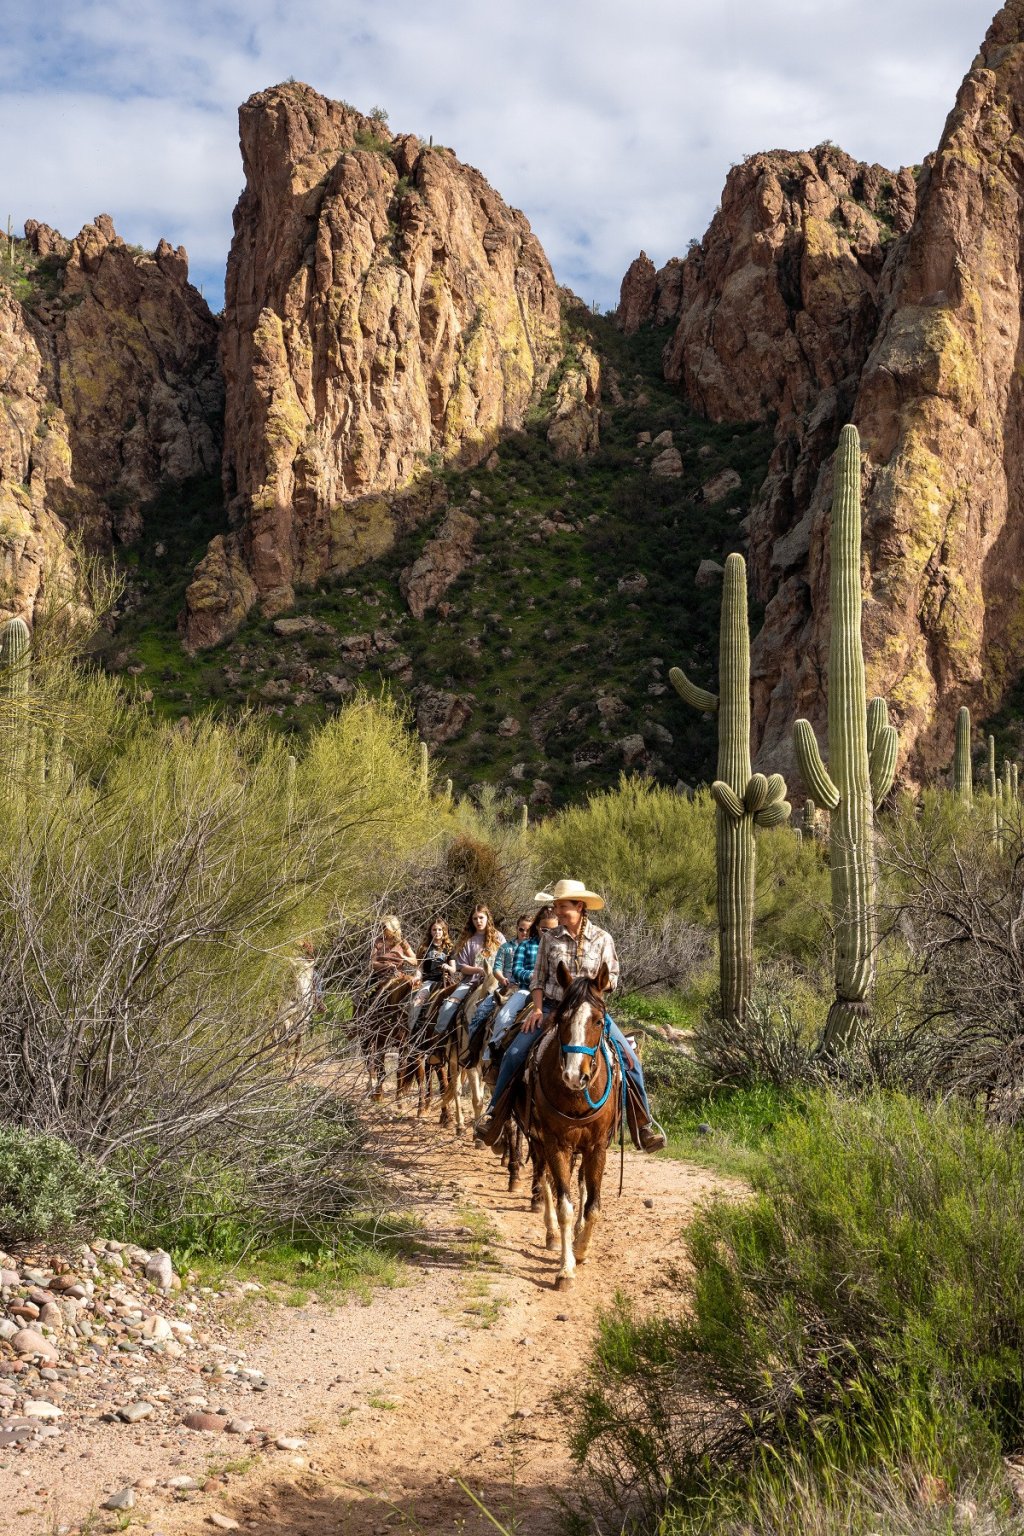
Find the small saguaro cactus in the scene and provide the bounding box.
[519,803,529,833]
[444,777,453,802]
[793,425,899,1054]
[419,739,429,792]
[670,552,790,1026]
[803,797,819,838]
[0,616,31,805]
[987,734,1001,846]
[953,706,973,806]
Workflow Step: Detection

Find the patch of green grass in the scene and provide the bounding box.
[641,1035,800,1178]
[173,1213,423,1304]
[366,1391,399,1410]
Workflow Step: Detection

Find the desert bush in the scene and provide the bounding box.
[876,791,1024,1112]
[0,1128,125,1246]
[608,899,712,994]
[0,682,436,1236]
[569,1093,1024,1532]
[535,776,828,965]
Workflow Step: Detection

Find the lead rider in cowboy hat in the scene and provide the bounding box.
[474,879,667,1153]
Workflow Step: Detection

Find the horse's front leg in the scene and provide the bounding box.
[574,1142,607,1264]
[547,1146,576,1288]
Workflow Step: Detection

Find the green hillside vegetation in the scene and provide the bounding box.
[104,310,773,806]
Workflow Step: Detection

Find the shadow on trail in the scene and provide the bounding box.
[227,1464,564,1535]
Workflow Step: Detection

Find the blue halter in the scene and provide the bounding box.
[561,1032,615,1111]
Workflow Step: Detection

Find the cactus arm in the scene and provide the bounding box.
[793,719,840,811]
[866,696,887,756]
[869,722,899,807]
[754,800,792,829]
[669,666,719,715]
[764,773,787,806]
[744,773,769,814]
[711,781,745,818]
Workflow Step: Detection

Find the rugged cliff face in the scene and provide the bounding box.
[184,82,564,649]
[751,2,1024,779]
[0,216,221,626]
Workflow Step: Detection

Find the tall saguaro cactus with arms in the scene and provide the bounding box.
[793,425,898,1053]
[0,616,31,808]
[670,552,790,1025]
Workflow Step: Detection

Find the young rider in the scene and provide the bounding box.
[480,904,557,1065]
[408,917,454,1035]
[432,903,505,1036]
[468,912,533,1057]
[370,915,420,983]
[474,880,666,1152]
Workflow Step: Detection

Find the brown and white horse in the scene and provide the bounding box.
[521,961,622,1288]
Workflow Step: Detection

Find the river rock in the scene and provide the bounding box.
[11,1328,59,1360]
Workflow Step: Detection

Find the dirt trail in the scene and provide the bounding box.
[160,1108,734,1536]
[0,1108,734,1536]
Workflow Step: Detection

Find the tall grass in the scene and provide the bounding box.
[569,1094,1024,1532]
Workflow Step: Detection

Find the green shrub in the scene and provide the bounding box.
[535,776,829,965]
[569,1093,1024,1531]
[0,1128,125,1246]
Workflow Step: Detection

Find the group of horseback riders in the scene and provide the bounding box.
[364,880,667,1154]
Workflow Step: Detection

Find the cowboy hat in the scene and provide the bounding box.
[543,878,604,911]
[533,889,554,904]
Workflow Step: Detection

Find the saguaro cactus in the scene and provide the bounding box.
[953,706,973,806]
[0,616,30,805]
[670,552,790,1025]
[793,425,899,1053]
[419,739,429,792]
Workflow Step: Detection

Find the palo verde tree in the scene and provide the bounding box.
[670,552,790,1025]
[794,425,899,1053]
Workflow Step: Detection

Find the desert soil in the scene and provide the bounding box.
[2,1107,736,1536]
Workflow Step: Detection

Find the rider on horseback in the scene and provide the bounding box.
[473,880,667,1153]
[432,903,505,1037]
[408,917,455,1037]
[370,915,420,983]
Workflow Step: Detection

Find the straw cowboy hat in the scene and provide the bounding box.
[534,879,604,910]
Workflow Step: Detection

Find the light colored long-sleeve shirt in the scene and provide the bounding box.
[529,919,620,1003]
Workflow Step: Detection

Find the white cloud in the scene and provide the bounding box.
[0,0,999,312]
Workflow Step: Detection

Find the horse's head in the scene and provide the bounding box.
[554,960,610,1091]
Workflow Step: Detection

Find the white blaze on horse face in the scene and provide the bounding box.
[562,1001,592,1088]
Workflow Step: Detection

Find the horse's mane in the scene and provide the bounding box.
[558,974,605,1015]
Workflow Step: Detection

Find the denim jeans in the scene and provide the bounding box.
[487,989,530,1054]
[434,981,471,1034]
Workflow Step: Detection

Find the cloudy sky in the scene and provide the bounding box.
[0,0,999,313]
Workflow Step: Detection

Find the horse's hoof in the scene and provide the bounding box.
[555,1273,574,1290]
[439,1109,450,1127]
[508,1173,520,1192]
[454,1125,464,1138]
[371,1091,384,1104]
[545,1233,558,1250]
[531,1197,542,1213]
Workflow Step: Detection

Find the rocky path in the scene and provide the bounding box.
[0,1109,736,1536]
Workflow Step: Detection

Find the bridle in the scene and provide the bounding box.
[558,987,614,1111]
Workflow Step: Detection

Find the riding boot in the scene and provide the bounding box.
[473,1084,514,1148]
[625,1081,667,1153]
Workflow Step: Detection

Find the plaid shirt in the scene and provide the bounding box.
[529,919,619,1003]
[507,937,539,988]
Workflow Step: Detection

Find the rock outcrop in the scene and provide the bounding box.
[750,2,1024,780]
[0,216,220,627]
[185,82,563,647]
[399,509,478,619]
[546,343,601,460]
